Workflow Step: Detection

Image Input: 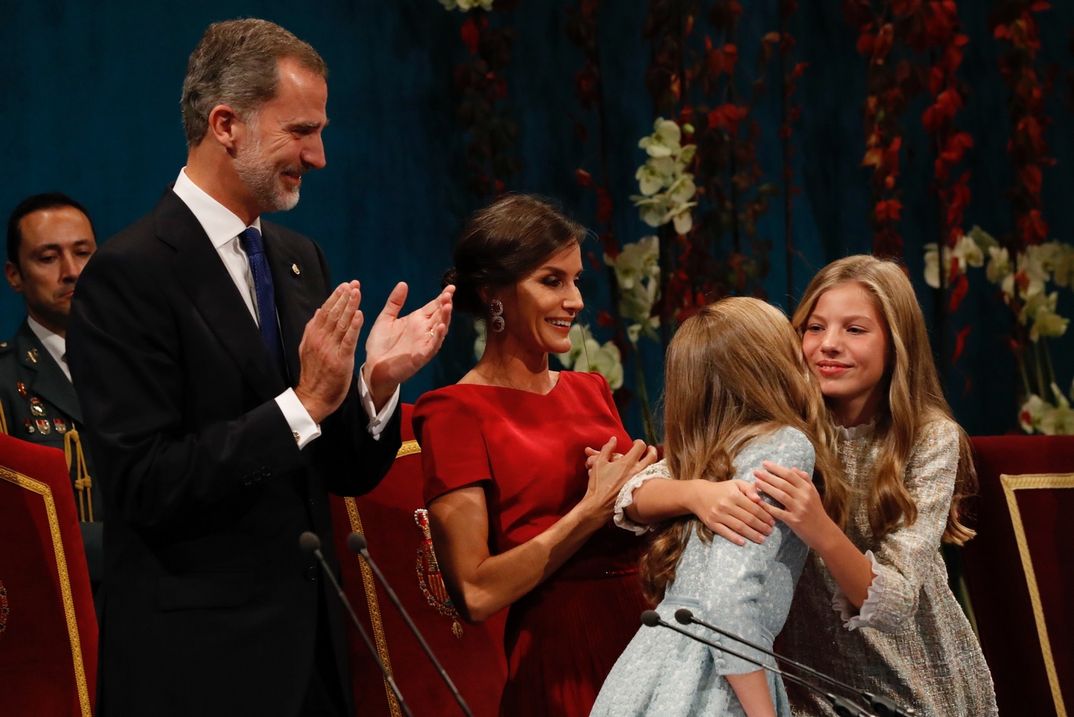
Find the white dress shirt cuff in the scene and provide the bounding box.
[275,389,321,449]
[358,363,399,440]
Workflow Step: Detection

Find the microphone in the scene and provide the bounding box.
[346,532,474,717]
[299,531,413,717]
[639,610,874,717]
[673,608,914,717]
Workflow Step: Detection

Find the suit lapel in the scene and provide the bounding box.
[17,322,83,422]
[152,192,285,397]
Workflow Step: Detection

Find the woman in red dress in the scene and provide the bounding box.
[413,194,657,716]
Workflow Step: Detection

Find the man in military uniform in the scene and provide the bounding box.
[1,192,102,593]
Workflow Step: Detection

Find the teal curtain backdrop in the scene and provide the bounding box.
[2,1,1072,436]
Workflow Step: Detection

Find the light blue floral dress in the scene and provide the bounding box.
[591,426,815,717]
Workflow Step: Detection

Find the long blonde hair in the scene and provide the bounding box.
[640,297,846,602]
[792,255,977,545]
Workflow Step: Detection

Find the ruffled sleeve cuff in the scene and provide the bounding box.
[831,550,888,631]
[613,462,670,535]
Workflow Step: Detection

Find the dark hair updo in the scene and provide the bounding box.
[446,194,587,315]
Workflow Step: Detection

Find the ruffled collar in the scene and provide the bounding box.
[835,418,877,440]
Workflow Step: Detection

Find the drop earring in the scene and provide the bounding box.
[489,298,505,333]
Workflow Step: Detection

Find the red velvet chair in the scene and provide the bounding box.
[331,404,508,717]
[963,436,1074,717]
[0,434,98,717]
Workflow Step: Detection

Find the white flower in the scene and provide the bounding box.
[1024,291,1068,340]
[923,235,980,289]
[554,324,624,390]
[1052,244,1074,287]
[986,246,1012,286]
[1039,404,1074,435]
[1019,394,1049,433]
[924,243,942,289]
[606,236,660,337]
[633,118,697,235]
[1016,248,1048,300]
[635,164,664,196]
[670,203,696,235]
[439,0,493,10]
[956,234,984,269]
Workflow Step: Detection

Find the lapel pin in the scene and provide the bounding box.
[53,417,68,433]
[291,263,301,276]
[35,417,51,435]
[29,397,46,417]
[24,418,35,434]
[26,348,39,365]
[16,381,27,398]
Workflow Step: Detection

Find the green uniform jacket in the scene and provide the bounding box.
[0,319,103,590]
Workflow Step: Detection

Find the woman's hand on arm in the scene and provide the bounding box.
[584,448,774,545]
[753,461,872,608]
[428,437,656,622]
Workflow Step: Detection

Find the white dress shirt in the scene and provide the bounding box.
[171,168,398,447]
[27,316,71,382]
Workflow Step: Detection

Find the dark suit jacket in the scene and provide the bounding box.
[0,320,103,588]
[67,190,401,717]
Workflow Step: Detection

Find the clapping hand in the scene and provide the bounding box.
[295,281,364,423]
[363,282,454,410]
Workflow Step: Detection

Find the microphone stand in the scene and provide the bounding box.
[346,532,474,717]
[641,610,874,717]
[299,531,413,717]
[674,608,914,717]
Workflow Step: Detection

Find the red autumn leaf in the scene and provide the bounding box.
[1018,209,1048,245]
[856,32,875,56]
[460,17,480,55]
[874,23,895,59]
[1018,165,1042,196]
[707,103,748,132]
[791,61,808,80]
[599,231,617,258]
[952,325,972,362]
[948,273,969,312]
[722,44,739,74]
[862,147,883,168]
[875,198,902,222]
[575,168,593,188]
[597,310,616,328]
[596,187,614,225]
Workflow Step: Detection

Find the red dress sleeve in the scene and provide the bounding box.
[413,389,492,505]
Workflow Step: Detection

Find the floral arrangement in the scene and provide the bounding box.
[605,235,662,345]
[554,325,625,391]
[924,228,1074,435]
[632,118,698,236]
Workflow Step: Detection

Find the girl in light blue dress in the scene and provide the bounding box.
[591,297,845,717]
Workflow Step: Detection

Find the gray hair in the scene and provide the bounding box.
[180,18,327,146]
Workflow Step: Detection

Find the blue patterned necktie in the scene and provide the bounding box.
[239,227,286,376]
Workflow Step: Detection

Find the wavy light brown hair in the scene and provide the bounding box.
[640,297,846,602]
[792,255,977,545]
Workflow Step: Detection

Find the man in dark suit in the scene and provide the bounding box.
[1,192,103,593]
[67,19,453,717]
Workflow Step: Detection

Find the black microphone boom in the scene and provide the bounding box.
[299,531,413,717]
[639,610,874,717]
[346,531,474,717]
[673,608,914,717]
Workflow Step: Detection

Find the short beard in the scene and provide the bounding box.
[233,116,301,214]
